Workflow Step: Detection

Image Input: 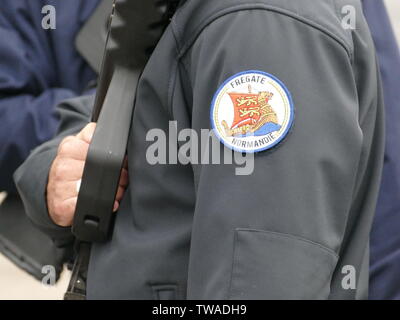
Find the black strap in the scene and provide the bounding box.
[75,0,113,74]
[64,242,91,300]
[65,66,140,300]
[65,0,181,300]
[72,66,140,243]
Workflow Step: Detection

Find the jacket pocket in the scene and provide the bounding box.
[228,229,339,300]
[151,284,178,300]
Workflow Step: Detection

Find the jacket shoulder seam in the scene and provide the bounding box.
[172,3,353,61]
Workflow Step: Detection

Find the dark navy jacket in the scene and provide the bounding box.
[363,0,400,300]
[0,0,99,192]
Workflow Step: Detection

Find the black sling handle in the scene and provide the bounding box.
[64,0,180,300]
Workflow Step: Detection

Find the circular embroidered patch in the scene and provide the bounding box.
[210,70,295,153]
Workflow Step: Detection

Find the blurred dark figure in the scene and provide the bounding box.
[0,0,100,191]
[362,0,400,299]
[0,0,101,280]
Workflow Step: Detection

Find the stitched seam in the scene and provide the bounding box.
[235,228,339,259]
[167,59,179,119]
[332,0,355,63]
[167,28,181,119]
[174,3,352,60]
[150,283,179,300]
[227,229,239,300]
[171,0,191,53]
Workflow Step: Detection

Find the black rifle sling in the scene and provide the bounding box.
[65,0,180,300]
[64,67,140,300]
[75,0,113,74]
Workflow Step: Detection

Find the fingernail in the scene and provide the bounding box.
[87,130,94,142]
[113,202,119,212]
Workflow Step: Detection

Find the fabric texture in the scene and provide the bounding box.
[15,0,384,299]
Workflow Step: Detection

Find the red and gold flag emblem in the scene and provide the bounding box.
[211,71,295,153]
[228,93,262,130]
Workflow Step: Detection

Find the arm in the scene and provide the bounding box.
[14,95,93,245]
[14,92,129,245]
[181,8,383,299]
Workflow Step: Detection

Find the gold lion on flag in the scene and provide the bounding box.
[221,86,280,137]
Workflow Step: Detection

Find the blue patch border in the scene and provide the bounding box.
[210,70,295,154]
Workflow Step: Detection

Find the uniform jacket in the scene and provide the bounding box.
[15,0,384,299]
[0,0,99,192]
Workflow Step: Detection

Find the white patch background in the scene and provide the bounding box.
[212,71,293,153]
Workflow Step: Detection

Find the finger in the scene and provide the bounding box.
[53,180,81,200]
[53,158,86,182]
[58,138,90,161]
[51,197,77,227]
[123,157,128,169]
[113,201,120,213]
[119,167,129,188]
[58,136,75,152]
[76,122,96,144]
[115,185,126,202]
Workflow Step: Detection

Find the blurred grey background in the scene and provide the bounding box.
[0,0,399,300]
[386,0,400,41]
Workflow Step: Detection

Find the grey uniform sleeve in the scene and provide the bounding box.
[180,9,384,299]
[14,95,94,246]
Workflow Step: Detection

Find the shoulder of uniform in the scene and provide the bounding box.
[172,0,363,59]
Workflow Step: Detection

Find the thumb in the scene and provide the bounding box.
[76,123,96,144]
